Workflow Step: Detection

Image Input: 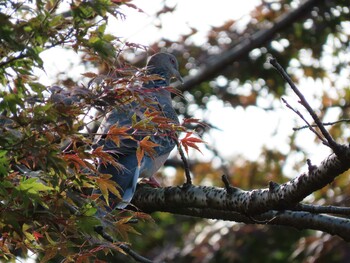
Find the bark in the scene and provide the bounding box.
[132,146,350,240]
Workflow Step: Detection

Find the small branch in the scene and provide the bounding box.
[270,58,340,151]
[221,174,239,194]
[0,53,28,68]
[137,206,350,241]
[306,159,317,173]
[221,174,231,190]
[176,139,192,185]
[293,119,350,131]
[295,203,350,215]
[281,97,327,145]
[118,244,154,263]
[94,226,154,263]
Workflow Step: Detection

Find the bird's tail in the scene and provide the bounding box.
[115,166,141,209]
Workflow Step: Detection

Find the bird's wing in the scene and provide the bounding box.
[94,53,182,208]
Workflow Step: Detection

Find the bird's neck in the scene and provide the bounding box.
[143,68,170,88]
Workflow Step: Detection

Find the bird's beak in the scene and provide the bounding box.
[172,69,184,84]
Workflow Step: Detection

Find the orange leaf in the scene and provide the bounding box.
[107,123,131,147]
[136,146,144,167]
[63,154,87,170]
[33,231,43,241]
[92,146,123,171]
[136,136,160,166]
[81,72,98,78]
[139,136,159,157]
[180,132,205,154]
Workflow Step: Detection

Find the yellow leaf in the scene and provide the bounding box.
[95,174,121,206]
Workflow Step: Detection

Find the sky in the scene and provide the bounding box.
[115,0,260,44]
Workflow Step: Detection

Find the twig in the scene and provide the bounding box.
[0,53,28,68]
[175,139,192,185]
[281,97,327,144]
[270,58,340,151]
[293,119,350,131]
[294,203,350,215]
[221,175,240,194]
[94,226,154,263]
[119,244,155,263]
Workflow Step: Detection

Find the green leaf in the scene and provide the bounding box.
[82,203,98,216]
[0,150,9,177]
[16,178,53,194]
[77,216,101,235]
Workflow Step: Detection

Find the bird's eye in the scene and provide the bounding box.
[170,58,176,65]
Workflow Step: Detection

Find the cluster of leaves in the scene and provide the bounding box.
[0,64,205,261]
[0,0,125,90]
[0,0,204,261]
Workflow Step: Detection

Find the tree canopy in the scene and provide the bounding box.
[1,0,350,262]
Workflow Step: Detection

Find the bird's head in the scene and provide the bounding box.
[146,52,183,85]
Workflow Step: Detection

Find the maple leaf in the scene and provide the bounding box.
[182,118,203,125]
[33,231,43,241]
[136,136,160,166]
[106,123,131,147]
[95,173,121,206]
[164,86,184,97]
[115,216,141,241]
[63,154,87,171]
[180,132,205,155]
[92,146,123,171]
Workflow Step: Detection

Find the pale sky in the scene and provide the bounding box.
[114,0,260,45]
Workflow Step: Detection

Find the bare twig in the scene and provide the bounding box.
[293,119,350,131]
[94,226,154,263]
[281,97,327,144]
[176,139,192,185]
[271,58,340,151]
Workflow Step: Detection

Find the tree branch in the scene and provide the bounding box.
[132,147,350,240]
[281,97,328,144]
[176,139,192,185]
[271,58,341,152]
[133,149,350,214]
[177,0,323,92]
[295,203,350,215]
[293,119,350,131]
[154,207,350,241]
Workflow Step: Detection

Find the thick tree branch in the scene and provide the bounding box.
[133,149,350,214]
[153,208,350,241]
[132,147,350,239]
[177,0,323,92]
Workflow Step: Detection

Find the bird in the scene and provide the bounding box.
[94,52,183,209]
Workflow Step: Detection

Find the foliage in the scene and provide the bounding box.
[1,0,350,262]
